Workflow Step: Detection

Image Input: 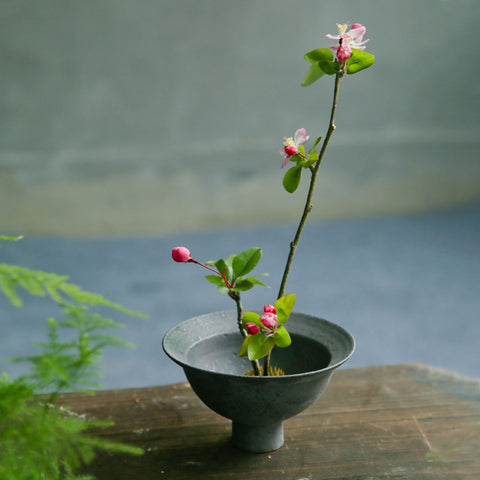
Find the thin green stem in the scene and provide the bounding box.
[229,291,261,376]
[277,72,342,299]
[263,72,343,375]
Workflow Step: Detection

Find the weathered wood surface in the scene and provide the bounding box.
[61,364,480,479]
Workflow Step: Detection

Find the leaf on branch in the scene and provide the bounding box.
[246,276,269,288]
[304,48,334,63]
[206,258,234,286]
[242,311,261,327]
[247,334,275,361]
[205,274,225,286]
[231,278,254,292]
[347,49,375,74]
[275,325,292,348]
[232,247,262,277]
[238,335,250,357]
[302,48,339,86]
[283,166,302,193]
[311,136,322,150]
[301,62,325,87]
[274,294,296,324]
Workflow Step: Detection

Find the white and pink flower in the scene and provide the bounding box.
[326,23,369,62]
[280,128,309,168]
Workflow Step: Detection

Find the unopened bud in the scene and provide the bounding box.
[260,313,278,328]
[337,43,352,62]
[284,145,298,157]
[171,246,192,263]
[264,304,277,314]
[246,322,260,335]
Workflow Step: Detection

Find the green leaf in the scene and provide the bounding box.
[232,247,262,278]
[242,311,261,328]
[231,278,254,292]
[274,294,296,324]
[347,49,375,74]
[204,275,225,286]
[207,258,234,285]
[311,136,322,150]
[283,166,302,193]
[304,48,334,64]
[305,149,319,167]
[275,325,292,348]
[247,334,275,361]
[245,276,268,288]
[318,58,340,75]
[304,48,339,77]
[238,335,250,357]
[301,62,325,87]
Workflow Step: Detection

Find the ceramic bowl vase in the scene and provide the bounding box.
[163,310,354,453]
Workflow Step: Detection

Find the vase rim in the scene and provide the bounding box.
[163,310,355,380]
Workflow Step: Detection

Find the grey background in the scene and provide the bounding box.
[1,1,479,388]
[1,0,479,235]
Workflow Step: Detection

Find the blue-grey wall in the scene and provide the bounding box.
[1,0,479,235]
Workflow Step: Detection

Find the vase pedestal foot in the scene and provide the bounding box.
[232,420,284,453]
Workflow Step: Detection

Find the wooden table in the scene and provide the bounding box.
[62,364,480,479]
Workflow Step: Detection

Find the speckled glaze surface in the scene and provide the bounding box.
[163,311,354,452]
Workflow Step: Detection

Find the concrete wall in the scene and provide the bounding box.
[1,0,479,236]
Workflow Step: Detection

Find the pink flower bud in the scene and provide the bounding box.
[171,246,191,263]
[245,322,260,335]
[284,145,298,157]
[264,304,276,314]
[337,43,352,62]
[260,312,277,328]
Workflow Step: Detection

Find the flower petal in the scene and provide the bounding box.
[294,128,309,146]
[349,25,366,39]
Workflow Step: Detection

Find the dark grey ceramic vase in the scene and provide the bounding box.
[162,311,354,453]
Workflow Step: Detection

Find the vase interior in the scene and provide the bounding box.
[186,332,331,376]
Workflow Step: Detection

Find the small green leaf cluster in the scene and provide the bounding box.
[282,135,322,194]
[239,294,295,361]
[205,247,268,294]
[302,47,375,87]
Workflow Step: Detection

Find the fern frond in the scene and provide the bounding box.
[0,264,147,318]
[1,237,146,478]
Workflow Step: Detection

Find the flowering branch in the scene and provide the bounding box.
[171,246,264,375]
[278,72,342,300]
[171,23,374,377]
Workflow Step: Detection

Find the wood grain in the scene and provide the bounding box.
[59,364,480,479]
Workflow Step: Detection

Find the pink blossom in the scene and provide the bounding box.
[326,23,370,62]
[260,312,278,328]
[263,304,276,314]
[336,43,352,62]
[280,128,309,168]
[171,246,192,263]
[246,322,260,335]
